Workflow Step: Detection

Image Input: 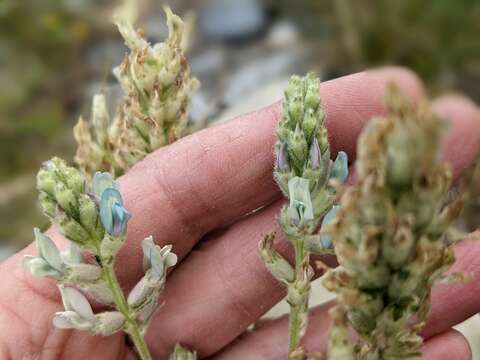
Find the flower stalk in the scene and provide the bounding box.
[259,73,349,357]
[26,163,177,360]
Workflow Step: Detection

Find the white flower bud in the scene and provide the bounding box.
[80,283,114,305]
[67,264,102,282]
[59,285,95,321]
[53,310,94,331]
[54,286,96,332]
[94,311,126,336]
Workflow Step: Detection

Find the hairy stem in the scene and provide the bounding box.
[104,263,152,360]
[288,238,310,356]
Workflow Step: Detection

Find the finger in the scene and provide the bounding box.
[422,237,480,338]
[0,262,133,359]
[115,67,425,284]
[419,95,480,337]
[209,302,333,360]
[436,94,480,179]
[419,329,471,360]
[212,302,471,360]
[146,91,480,357]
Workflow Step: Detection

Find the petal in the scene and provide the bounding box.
[288,177,314,223]
[111,202,131,236]
[34,228,63,272]
[319,205,340,249]
[53,311,93,331]
[141,236,155,270]
[53,311,80,329]
[150,246,165,279]
[165,252,178,268]
[331,151,349,183]
[92,172,118,198]
[23,256,63,279]
[59,286,95,321]
[99,188,123,234]
[66,243,84,264]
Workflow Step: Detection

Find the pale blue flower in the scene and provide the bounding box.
[276,142,290,171]
[100,188,131,236]
[141,236,177,279]
[92,172,118,199]
[330,151,349,183]
[287,177,314,226]
[319,205,340,248]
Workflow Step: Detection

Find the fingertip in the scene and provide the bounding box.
[422,329,472,360]
[432,94,480,180]
[367,66,426,105]
[433,93,480,119]
[322,66,425,159]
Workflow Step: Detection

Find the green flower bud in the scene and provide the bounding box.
[55,183,77,216]
[284,76,301,100]
[64,166,85,196]
[169,344,197,360]
[59,216,91,245]
[288,95,304,123]
[386,132,416,188]
[39,193,56,218]
[78,195,99,234]
[37,169,56,195]
[302,108,317,140]
[288,124,308,170]
[304,74,320,110]
[316,126,329,154]
[258,233,295,284]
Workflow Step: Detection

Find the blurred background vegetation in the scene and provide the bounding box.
[0,0,479,256]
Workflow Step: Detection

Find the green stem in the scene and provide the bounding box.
[288,299,303,355]
[288,238,310,357]
[103,263,152,360]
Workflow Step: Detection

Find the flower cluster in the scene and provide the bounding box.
[112,7,198,169]
[259,73,348,357]
[27,164,177,360]
[323,86,465,359]
[73,7,198,177]
[28,8,199,360]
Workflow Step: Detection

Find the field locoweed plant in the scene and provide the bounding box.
[323,86,469,359]
[19,5,475,359]
[259,73,349,358]
[24,8,197,360]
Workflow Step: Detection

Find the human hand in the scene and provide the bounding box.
[1,67,479,359]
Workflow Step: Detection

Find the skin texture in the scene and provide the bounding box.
[0,67,479,359]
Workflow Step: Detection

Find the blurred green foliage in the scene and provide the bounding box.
[0,0,98,247]
[281,0,480,99]
[0,0,92,179]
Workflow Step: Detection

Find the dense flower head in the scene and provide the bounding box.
[323,85,463,359]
